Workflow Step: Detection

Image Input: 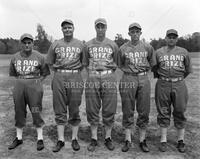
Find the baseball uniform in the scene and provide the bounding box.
[84,37,119,127]
[9,50,50,128]
[46,38,84,126]
[152,46,192,129]
[119,40,154,129]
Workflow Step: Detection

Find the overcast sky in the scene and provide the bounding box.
[1,0,200,42]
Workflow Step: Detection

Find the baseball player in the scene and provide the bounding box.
[8,33,50,151]
[119,23,154,152]
[84,18,119,152]
[46,19,85,152]
[152,29,192,153]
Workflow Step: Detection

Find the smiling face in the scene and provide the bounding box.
[21,38,33,52]
[61,23,74,37]
[165,34,178,47]
[128,27,142,42]
[95,23,107,38]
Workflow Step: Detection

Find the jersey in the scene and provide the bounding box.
[9,50,50,78]
[84,37,119,71]
[46,38,85,70]
[152,46,192,78]
[119,40,154,73]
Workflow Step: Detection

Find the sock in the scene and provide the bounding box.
[57,125,65,142]
[37,127,43,140]
[160,127,167,143]
[72,125,79,140]
[16,128,23,140]
[125,129,131,142]
[91,125,98,140]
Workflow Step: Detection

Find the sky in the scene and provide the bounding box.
[0,0,200,42]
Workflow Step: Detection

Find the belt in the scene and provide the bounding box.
[17,75,39,79]
[125,72,147,76]
[90,70,113,75]
[56,69,79,73]
[160,76,183,82]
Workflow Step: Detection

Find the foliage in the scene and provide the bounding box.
[34,23,52,54]
[150,32,200,51]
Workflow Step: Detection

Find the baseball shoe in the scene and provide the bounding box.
[52,140,65,152]
[139,139,149,152]
[37,140,44,151]
[87,139,97,152]
[71,139,80,151]
[8,137,23,150]
[159,142,167,152]
[177,140,186,153]
[104,137,115,151]
[121,140,131,152]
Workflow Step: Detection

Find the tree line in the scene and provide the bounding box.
[114,32,200,52]
[0,24,200,54]
[0,24,52,54]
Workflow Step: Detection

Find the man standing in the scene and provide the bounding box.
[152,29,192,153]
[84,18,119,152]
[46,19,85,152]
[8,33,50,151]
[119,23,154,152]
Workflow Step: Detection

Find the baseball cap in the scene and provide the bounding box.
[20,33,34,41]
[129,22,142,30]
[166,29,178,36]
[95,18,107,26]
[61,19,74,27]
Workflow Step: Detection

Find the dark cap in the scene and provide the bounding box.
[166,29,178,36]
[61,19,74,27]
[20,33,34,41]
[129,22,142,30]
[95,18,107,26]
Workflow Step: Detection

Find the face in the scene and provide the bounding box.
[21,38,33,52]
[128,27,142,42]
[95,23,107,37]
[62,23,74,37]
[165,34,178,47]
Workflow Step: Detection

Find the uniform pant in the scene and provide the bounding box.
[85,72,117,127]
[155,79,188,129]
[13,79,44,128]
[52,72,83,126]
[119,74,150,129]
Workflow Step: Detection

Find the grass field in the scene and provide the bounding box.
[0,53,199,159]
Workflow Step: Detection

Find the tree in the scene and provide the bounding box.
[34,24,52,54]
[0,40,7,54]
[114,34,128,47]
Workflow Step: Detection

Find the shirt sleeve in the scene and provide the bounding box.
[147,44,155,67]
[184,52,193,77]
[40,55,50,76]
[9,57,17,77]
[113,42,119,66]
[118,47,125,69]
[151,50,159,78]
[46,43,56,65]
[82,44,89,67]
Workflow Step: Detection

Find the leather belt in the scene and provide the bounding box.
[90,70,113,75]
[17,75,39,79]
[56,69,79,73]
[160,76,183,82]
[125,72,147,76]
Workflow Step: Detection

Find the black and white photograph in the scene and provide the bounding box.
[0,0,200,158]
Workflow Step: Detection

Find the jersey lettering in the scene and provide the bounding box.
[125,51,148,65]
[15,60,39,74]
[89,47,112,60]
[159,55,184,69]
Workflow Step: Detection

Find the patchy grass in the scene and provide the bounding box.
[0,54,200,159]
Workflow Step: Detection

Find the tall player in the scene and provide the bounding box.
[119,23,154,152]
[8,33,50,151]
[46,19,85,152]
[152,29,192,153]
[84,18,119,152]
